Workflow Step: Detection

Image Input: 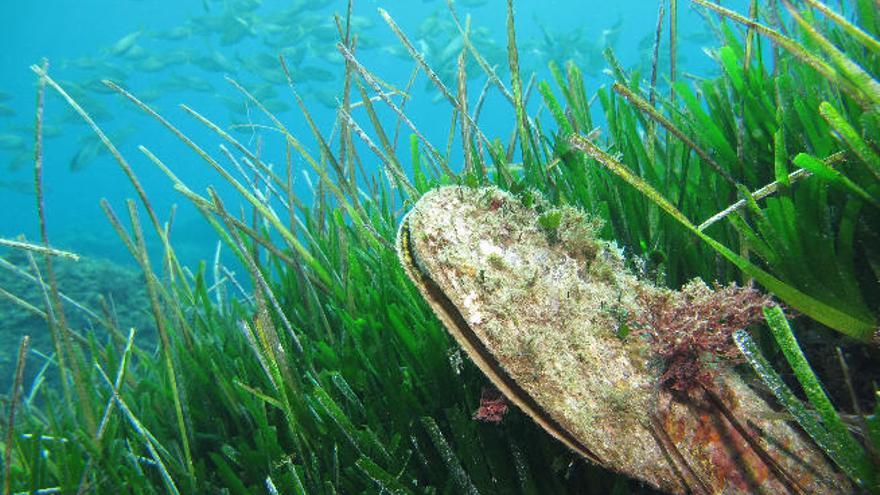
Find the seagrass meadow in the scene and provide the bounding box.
[1,0,879,493]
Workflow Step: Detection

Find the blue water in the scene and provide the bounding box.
[0,0,742,267]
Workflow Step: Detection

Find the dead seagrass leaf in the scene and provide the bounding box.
[397,186,851,495]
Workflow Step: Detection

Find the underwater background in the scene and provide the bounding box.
[1,0,878,493]
[0,0,724,263]
[0,0,727,388]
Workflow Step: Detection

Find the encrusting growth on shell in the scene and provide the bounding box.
[398,186,850,495]
[633,280,771,394]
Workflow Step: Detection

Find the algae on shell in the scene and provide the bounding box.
[397,186,849,494]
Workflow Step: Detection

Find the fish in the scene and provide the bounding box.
[221,85,286,115]
[525,19,611,76]
[438,35,465,64]
[83,77,121,95]
[0,134,25,150]
[153,26,193,41]
[220,15,257,46]
[7,122,61,139]
[53,78,85,101]
[308,88,338,109]
[262,22,306,41]
[192,51,236,73]
[684,30,718,45]
[348,15,374,30]
[255,66,287,85]
[220,95,248,116]
[69,127,134,172]
[55,100,113,124]
[157,74,215,93]
[42,124,62,139]
[239,52,286,84]
[379,44,412,61]
[296,66,335,83]
[637,31,656,51]
[248,84,279,102]
[291,0,333,12]
[278,46,306,67]
[309,23,341,43]
[61,56,101,71]
[0,91,10,102]
[91,63,131,82]
[121,44,149,62]
[0,179,33,193]
[110,30,142,57]
[0,106,15,118]
[243,52,281,72]
[352,35,381,51]
[260,97,291,114]
[5,151,31,171]
[599,16,623,48]
[397,186,851,495]
[134,87,164,103]
[70,135,107,172]
[191,13,225,34]
[51,83,114,122]
[137,55,175,73]
[233,0,262,13]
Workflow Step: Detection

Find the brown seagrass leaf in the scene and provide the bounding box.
[397,186,850,495]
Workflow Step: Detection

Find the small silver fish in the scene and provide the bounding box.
[110,30,142,57]
[153,26,192,41]
[0,134,25,150]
